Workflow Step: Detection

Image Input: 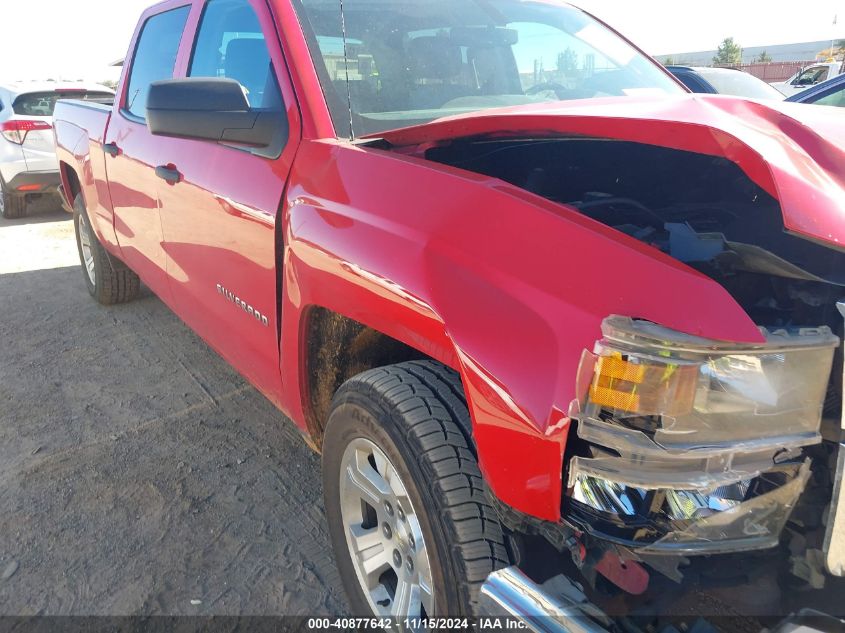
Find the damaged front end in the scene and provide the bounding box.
[412,131,845,589]
[369,90,845,611]
[568,316,837,556]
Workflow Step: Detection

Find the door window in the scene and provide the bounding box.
[794,66,828,86]
[189,0,282,110]
[124,6,191,119]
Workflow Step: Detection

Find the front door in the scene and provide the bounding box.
[157,0,300,402]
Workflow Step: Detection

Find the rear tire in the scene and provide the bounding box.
[0,178,27,219]
[73,194,140,305]
[322,360,511,619]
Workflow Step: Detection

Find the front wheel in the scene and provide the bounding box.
[322,360,511,620]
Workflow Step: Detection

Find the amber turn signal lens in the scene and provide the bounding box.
[588,352,698,416]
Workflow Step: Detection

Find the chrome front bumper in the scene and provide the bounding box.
[478,567,610,633]
[824,442,845,576]
[479,567,845,633]
[824,303,845,577]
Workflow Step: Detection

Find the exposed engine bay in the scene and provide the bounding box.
[423,137,845,618]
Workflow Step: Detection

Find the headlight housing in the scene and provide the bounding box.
[566,316,838,554]
[577,317,837,452]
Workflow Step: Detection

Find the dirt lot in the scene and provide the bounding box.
[0,202,347,616]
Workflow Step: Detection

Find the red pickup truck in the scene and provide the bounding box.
[54,0,845,627]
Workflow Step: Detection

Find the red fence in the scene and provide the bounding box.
[714,61,813,82]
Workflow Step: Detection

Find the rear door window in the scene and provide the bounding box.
[189,0,282,110]
[13,91,114,117]
[124,6,191,119]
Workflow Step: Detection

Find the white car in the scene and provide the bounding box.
[0,82,113,219]
[771,62,842,97]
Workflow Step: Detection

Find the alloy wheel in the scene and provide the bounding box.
[77,213,96,286]
[339,437,435,622]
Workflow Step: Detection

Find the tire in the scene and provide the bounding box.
[0,178,27,219]
[322,360,511,620]
[73,194,140,305]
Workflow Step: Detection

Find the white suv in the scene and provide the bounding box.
[0,82,113,219]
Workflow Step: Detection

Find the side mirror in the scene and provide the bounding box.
[146,78,282,148]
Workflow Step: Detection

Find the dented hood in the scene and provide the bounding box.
[373,94,845,249]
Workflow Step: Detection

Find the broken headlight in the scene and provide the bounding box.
[566,316,838,554]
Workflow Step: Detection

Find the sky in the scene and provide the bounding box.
[0,0,842,83]
[577,0,843,56]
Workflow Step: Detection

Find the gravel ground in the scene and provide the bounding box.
[0,202,347,616]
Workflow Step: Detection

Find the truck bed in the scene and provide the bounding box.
[54,99,112,148]
[53,99,116,245]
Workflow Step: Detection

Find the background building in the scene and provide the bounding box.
[658,39,840,66]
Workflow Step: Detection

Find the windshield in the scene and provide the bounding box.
[13,91,114,117]
[697,69,784,100]
[294,0,684,136]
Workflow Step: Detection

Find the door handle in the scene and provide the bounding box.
[103,142,120,157]
[155,164,181,185]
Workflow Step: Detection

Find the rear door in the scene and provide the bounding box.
[105,3,191,300]
[157,0,301,402]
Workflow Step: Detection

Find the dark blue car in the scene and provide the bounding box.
[786,73,845,107]
[666,65,786,100]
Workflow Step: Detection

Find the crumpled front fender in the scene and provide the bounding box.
[285,139,764,522]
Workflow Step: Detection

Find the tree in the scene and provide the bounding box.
[713,37,742,65]
[557,48,578,72]
[663,56,675,65]
[755,50,772,63]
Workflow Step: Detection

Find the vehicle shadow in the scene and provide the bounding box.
[0,265,347,616]
[0,207,70,226]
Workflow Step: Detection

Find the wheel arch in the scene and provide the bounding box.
[59,161,82,208]
[300,306,444,448]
